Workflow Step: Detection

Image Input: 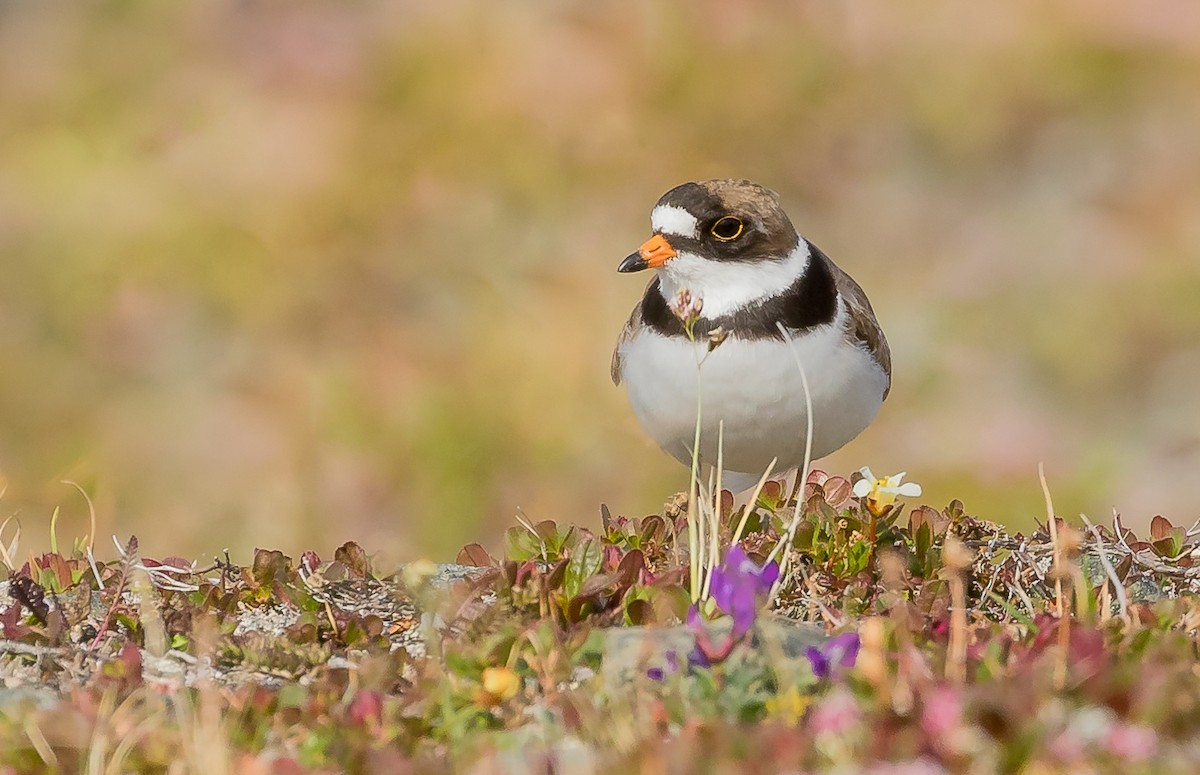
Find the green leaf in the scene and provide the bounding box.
[563,538,603,600]
[504,526,543,562]
[914,521,932,569]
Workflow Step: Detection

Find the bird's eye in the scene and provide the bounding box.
[710,216,744,241]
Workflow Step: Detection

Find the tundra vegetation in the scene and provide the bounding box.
[3,473,1200,773]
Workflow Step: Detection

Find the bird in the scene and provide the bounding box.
[611,179,891,492]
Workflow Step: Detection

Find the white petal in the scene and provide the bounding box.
[852,479,874,497]
[897,483,922,497]
[857,466,876,480]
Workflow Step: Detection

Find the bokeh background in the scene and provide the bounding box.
[2,1,1198,563]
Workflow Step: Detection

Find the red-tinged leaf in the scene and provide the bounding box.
[807,468,828,485]
[513,560,537,588]
[639,515,666,544]
[1128,541,1152,552]
[600,503,614,532]
[335,542,372,578]
[38,553,75,590]
[909,506,932,533]
[824,476,854,509]
[348,689,384,729]
[270,755,306,775]
[547,557,570,590]
[119,641,143,674]
[251,549,291,588]
[534,520,559,543]
[566,572,621,622]
[603,543,623,572]
[96,640,146,691]
[1150,515,1172,542]
[929,511,953,536]
[0,602,32,640]
[456,543,495,567]
[1151,538,1177,558]
[615,549,646,587]
[300,551,321,575]
[717,489,734,518]
[625,597,651,625]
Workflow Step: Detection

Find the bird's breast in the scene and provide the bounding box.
[618,315,887,474]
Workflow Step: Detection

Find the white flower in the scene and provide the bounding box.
[853,467,923,515]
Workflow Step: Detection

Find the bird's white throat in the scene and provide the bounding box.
[656,241,811,319]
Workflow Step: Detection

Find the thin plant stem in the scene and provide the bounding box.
[701,422,725,600]
[1040,462,1069,690]
[1040,463,1064,618]
[730,458,778,548]
[686,351,704,602]
[767,322,815,604]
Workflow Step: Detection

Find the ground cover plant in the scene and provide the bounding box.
[3,471,1200,774]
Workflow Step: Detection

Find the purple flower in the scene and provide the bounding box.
[708,545,780,639]
[805,631,860,679]
[648,546,781,677]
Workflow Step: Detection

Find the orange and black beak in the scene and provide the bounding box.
[617,234,677,273]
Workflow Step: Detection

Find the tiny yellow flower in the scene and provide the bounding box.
[481,666,521,701]
[765,686,810,726]
[853,467,922,516]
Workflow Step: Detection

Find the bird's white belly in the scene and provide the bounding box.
[619,323,887,480]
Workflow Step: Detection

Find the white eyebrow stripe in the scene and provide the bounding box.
[650,205,700,239]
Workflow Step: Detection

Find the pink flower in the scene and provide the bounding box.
[866,759,948,775]
[1105,723,1157,762]
[809,688,860,736]
[920,687,962,738]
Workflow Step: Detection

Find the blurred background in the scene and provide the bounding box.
[1,1,1198,564]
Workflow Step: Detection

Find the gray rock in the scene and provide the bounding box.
[601,615,827,684]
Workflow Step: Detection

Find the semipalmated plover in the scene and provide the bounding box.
[612,179,891,490]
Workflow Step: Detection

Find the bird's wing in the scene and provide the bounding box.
[610,297,645,386]
[829,260,892,400]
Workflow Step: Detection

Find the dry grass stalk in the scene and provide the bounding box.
[943,534,973,684]
[1039,463,1071,690]
[1081,513,1130,622]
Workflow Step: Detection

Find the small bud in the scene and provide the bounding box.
[669,287,705,331]
[481,666,520,701]
[707,326,728,352]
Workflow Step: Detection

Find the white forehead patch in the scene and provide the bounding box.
[650,204,700,239]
